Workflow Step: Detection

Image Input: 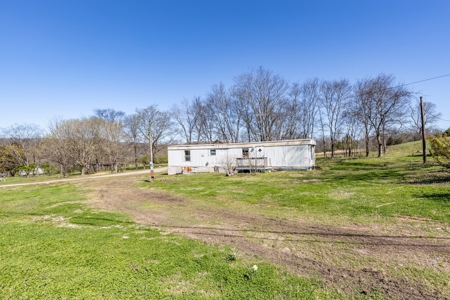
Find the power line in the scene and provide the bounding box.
[436,117,450,122]
[405,74,450,125]
[403,73,450,86]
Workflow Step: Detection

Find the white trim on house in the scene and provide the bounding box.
[168,139,316,175]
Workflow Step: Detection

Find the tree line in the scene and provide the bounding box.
[0,67,444,176]
[173,67,441,157]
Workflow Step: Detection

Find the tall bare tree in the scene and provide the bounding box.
[354,78,374,156]
[101,120,125,172]
[136,105,174,164]
[46,118,74,177]
[284,78,321,140]
[359,74,412,157]
[233,67,289,141]
[283,82,303,140]
[299,78,321,139]
[171,98,203,144]
[94,109,126,172]
[124,113,142,169]
[64,118,102,175]
[341,107,361,156]
[205,83,241,142]
[320,79,352,158]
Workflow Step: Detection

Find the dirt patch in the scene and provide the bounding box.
[79,176,450,299]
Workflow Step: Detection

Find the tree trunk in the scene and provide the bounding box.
[331,138,335,158]
[376,134,383,157]
[60,164,67,178]
[322,138,326,158]
[364,127,370,157]
[134,143,138,170]
[365,137,370,157]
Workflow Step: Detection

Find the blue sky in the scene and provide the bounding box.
[1,0,449,130]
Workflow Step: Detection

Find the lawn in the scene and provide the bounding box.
[152,142,450,225]
[1,141,449,299]
[0,184,337,299]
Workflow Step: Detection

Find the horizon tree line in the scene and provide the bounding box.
[0,67,444,176]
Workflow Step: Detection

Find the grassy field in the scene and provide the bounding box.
[0,184,337,299]
[1,141,449,299]
[153,142,450,225]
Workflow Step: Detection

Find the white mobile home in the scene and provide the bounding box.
[168,139,316,175]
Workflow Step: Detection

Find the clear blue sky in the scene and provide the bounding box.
[1,0,449,130]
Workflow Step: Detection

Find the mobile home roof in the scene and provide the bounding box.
[168,139,315,150]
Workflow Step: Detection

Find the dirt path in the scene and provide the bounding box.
[75,175,450,299]
[0,168,167,188]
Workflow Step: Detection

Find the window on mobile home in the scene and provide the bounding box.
[184,150,191,161]
[210,149,216,156]
[242,148,249,158]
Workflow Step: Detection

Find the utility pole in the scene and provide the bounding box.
[420,96,427,164]
[149,123,154,182]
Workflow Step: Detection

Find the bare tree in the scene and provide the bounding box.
[46,118,74,177]
[359,74,412,157]
[205,83,241,142]
[171,98,203,144]
[341,107,361,157]
[233,85,255,142]
[300,78,321,139]
[124,114,142,169]
[233,67,289,141]
[320,79,352,158]
[283,82,302,140]
[101,120,125,172]
[284,78,321,140]
[64,118,102,175]
[94,109,126,172]
[195,98,216,143]
[136,105,174,165]
[1,124,43,177]
[353,79,375,156]
[409,100,442,138]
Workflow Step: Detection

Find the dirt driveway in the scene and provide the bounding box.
[77,174,450,300]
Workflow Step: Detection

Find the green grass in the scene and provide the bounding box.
[151,141,450,225]
[2,141,449,299]
[0,184,340,299]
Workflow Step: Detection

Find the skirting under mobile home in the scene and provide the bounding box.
[168,139,316,175]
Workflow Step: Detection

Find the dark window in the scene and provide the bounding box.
[242,148,249,158]
[185,150,191,161]
[210,149,216,156]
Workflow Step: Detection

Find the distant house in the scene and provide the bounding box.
[168,139,316,175]
[18,167,44,176]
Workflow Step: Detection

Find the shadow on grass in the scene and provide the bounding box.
[418,192,450,204]
[403,172,450,185]
[324,169,404,182]
[70,214,134,226]
[407,177,450,185]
